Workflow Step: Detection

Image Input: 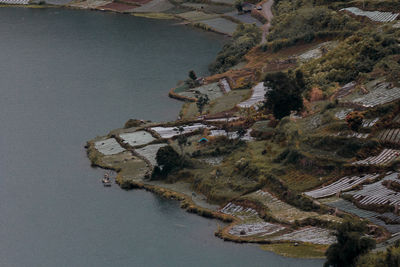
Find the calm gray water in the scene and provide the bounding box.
[0,8,323,267]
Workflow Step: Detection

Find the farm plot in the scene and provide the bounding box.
[394,114,400,124]
[335,82,356,99]
[326,199,400,234]
[208,129,254,141]
[237,82,271,109]
[351,149,400,166]
[271,227,336,245]
[176,11,218,21]
[198,17,238,36]
[135,143,167,166]
[69,0,111,8]
[177,82,223,101]
[99,2,136,11]
[335,108,353,120]
[352,172,400,208]
[119,131,155,147]
[94,138,125,155]
[347,132,369,139]
[362,118,379,128]
[224,11,262,26]
[220,202,259,220]
[245,190,319,223]
[0,0,28,4]
[219,78,231,93]
[377,129,400,145]
[305,173,379,199]
[132,0,172,12]
[229,222,285,237]
[350,83,400,108]
[151,123,213,139]
[340,7,399,22]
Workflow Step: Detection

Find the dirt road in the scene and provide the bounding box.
[261,0,274,43]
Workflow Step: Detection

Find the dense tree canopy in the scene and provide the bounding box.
[325,220,376,267]
[264,71,305,119]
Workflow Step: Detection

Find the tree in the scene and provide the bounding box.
[154,145,181,177]
[324,220,376,267]
[196,95,209,115]
[234,0,243,12]
[346,111,364,131]
[236,126,246,140]
[188,70,197,81]
[264,71,304,119]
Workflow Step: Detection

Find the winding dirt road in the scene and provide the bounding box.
[261,0,274,43]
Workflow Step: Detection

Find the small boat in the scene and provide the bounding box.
[102,173,112,187]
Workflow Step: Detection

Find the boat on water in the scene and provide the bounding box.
[102,173,112,187]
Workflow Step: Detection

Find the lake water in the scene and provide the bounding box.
[0,8,323,266]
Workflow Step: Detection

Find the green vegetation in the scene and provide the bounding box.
[209,24,262,74]
[301,26,400,91]
[261,243,328,258]
[264,71,305,119]
[264,6,360,52]
[325,220,376,267]
[153,145,181,178]
[357,242,400,267]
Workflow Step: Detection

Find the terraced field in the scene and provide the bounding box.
[119,131,155,147]
[94,138,125,155]
[237,82,270,109]
[219,78,231,93]
[305,174,379,199]
[177,82,223,101]
[220,202,259,220]
[151,123,212,139]
[135,143,167,166]
[334,82,356,99]
[245,190,318,223]
[335,108,353,120]
[376,129,400,145]
[69,0,112,9]
[271,227,336,245]
[350,83,400,108]
[351,172,400,207]
[362,118,379,128]
[352,149,400,166]
[340,7,399,22]
[325,199,400,234]
[229,222,285,237]
[198,17,238,36]
[0,0,28,3]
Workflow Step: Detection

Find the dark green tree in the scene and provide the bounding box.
[196,95,209,115]
[325,220,376,267]
[154,145,181,177]
[264,71,304,119]
[188,70,197,81]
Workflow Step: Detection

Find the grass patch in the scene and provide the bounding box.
[261,242,328,259]
[131,12,176,19]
